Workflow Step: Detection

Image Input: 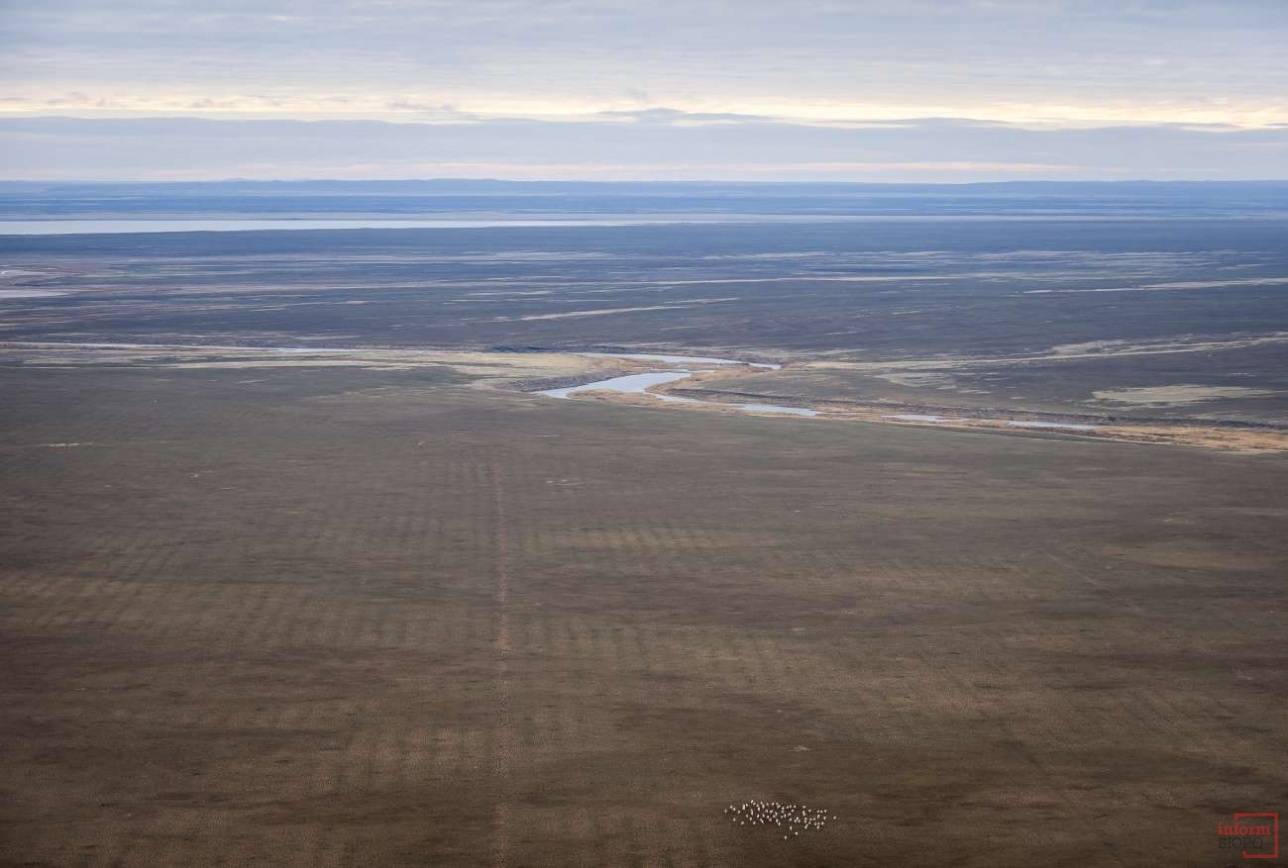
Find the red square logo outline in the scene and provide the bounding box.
[1233,812,1280,860]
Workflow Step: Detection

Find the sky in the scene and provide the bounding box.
[2,0,1288,181]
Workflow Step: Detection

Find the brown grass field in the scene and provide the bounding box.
[2,357,1286,867]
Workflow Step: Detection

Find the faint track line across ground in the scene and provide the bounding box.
[490,458,514,868]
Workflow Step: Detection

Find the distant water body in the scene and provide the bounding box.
[0,217,748,235]
[0,212,1195,236]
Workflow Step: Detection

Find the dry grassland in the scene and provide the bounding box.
[2,361,1286,866]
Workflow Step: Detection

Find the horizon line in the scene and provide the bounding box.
[5,177,1288,187]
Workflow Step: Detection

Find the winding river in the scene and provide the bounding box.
[538,354,817,417]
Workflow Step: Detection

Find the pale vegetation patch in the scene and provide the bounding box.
[1092,384,1277,406]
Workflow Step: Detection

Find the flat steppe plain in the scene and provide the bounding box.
[1,358,1285,867]
[2,205,1287,866]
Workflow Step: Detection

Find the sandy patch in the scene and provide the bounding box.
[1093,384,1277,406]
[0,342,597,383]
[169,360,423,370]
[873,372,957,388]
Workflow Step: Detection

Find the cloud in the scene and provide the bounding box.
[3,1,1287,177]
[3,1,1288,128]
